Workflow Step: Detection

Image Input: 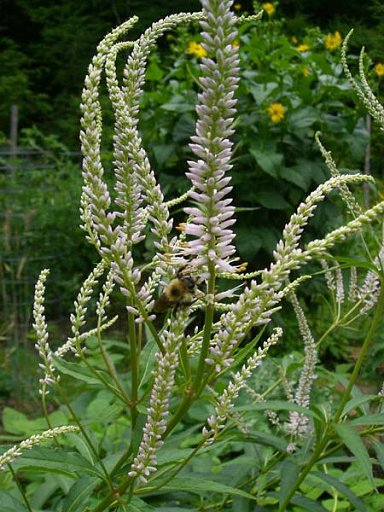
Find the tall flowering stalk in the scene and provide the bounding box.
[184,0,240,277]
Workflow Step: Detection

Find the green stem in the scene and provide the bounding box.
[90,476,135,512]
[179,336,192,384]
[96,322,132,407]
[193,261,216,394]
[8,463,33,512]
[128,307,139,430]
[41,385,61,447]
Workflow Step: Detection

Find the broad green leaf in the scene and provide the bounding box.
[289,107,319,129]
[12,447,103,479]
[236,226,263,261]
[254,191,290,210]
[290,494,328,511]
[157,476,256,500]
[372,439,384,472]
[332,256,377,272]
[282,165,311,191]
[146,59,164,82]
[152,144,176,168]
[172,113,195,142]
[348,414,384,426]
[250,147,283,178]
[1,407,69,437]
[161,95,194,113]
[86,396,123,423]
[139,336,158,392]
[334,424,375,488]
[155,509,200,512]
[247,82,278,104]
[0,492,28,512]
[340,395,377,416]
[269,491,327,511]
[2,407,45,435]
[311,471,366,511]
[279,460,300,509]
[131,413,147,454]
[61,476,99,512]
[237,400,319,419]
[128,497,156,511]
[30,474,60,509]
[345,124,369,160]
[157,448,194,466]
[52,356,103,386]
[66,432,94,464]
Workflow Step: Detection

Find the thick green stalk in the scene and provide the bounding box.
[193,261,216,393]
[128,307,138,429]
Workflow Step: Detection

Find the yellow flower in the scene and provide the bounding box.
[297,44,310,52]
[234,3,242,10]
[186,41,207,59]
[268,103,285,123]
[301,67,310,77]
[324,31,342,51]
[374,63,384,77]
[262,2,275,16]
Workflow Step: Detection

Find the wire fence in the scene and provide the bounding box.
[0,146,83,401]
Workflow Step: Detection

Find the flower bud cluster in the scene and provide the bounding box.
[128,310,189,483]
[203,328,282,441]
[0,426,79,471]
[71,261,106,340]
[342,31,384,131]
[32,269,57,392]
[285,293,317,437]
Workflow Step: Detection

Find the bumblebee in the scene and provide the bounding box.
[153,269,199,313]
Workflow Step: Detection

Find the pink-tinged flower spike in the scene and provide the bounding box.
[184,0,240,277]
[80,18,138,254]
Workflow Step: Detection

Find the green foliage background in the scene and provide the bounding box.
[0,0,383,146]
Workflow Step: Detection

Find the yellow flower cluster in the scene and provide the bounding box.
[324,31,342,51]
[297,44,310,53]
[262,2,275,16]
[187,41,207,59]
[268,103,285,123]
[374,63,384,77]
